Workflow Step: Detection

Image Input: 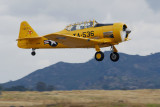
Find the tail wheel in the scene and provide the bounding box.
[31,48,36,56]
[31,51,36,56]
[110,52,119,62]
[95,51,104,61]
[31,49,36,56]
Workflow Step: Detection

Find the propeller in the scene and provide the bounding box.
[120,25,131,41]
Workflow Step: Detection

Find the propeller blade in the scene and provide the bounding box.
[126,28,131,34]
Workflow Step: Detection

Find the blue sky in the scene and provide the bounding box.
[0,0,160,83]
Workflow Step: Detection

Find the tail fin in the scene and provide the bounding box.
[18,21,39,39]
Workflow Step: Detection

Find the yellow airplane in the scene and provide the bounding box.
[17,20,131,62]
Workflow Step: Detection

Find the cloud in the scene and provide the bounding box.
[5,0,106,24]
[0,0,160,83]
[146,0,160,12]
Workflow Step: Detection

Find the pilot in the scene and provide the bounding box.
[71,25,76,31]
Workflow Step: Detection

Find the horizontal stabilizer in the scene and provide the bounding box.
[16,37,41,41]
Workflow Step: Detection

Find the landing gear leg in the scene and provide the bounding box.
[95,45,104,61]
[110,46,119,62]
[31,49,36,56]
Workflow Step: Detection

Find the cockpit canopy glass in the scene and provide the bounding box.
[65,20,98,31]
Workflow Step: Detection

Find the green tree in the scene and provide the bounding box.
[46,85,56,91]
[4,86,28,91]
[36,82,47,92]
[0,85,3,91]
[102,85,109,90]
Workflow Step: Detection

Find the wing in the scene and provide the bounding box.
[44,33,112,48]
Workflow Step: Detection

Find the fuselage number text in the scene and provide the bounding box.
[73,31,94,37]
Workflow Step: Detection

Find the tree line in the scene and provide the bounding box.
[0,82,56,91]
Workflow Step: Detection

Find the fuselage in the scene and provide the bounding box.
[17,22,130,49]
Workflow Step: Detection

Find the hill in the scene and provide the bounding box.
[2,52,160,90]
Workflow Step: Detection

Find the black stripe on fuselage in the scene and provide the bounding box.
[94,23,113,27]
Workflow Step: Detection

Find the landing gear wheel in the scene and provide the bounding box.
[31,51,36,56]
[110,52,119,62]
[95,51,104,61]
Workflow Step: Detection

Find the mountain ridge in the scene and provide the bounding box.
[2,52,160,90]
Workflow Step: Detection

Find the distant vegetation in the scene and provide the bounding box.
[36,82,56,91]
[4,85,29,91]
[0,82,56,91]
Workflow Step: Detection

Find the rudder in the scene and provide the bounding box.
[18,21,39,39]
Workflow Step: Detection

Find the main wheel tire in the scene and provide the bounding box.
[110,52,119,62]
[95,51,104,61]
[31,51,36,56]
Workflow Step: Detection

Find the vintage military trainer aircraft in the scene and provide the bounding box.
[17,20,131,62]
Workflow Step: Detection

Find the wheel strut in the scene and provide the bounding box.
[110,46,119,62]
[111,45,118,53]
[94,45,104,61]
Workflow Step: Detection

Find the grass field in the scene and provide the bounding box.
[0,90,160,107]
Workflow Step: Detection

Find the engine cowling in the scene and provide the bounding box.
[113,23,131,43]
